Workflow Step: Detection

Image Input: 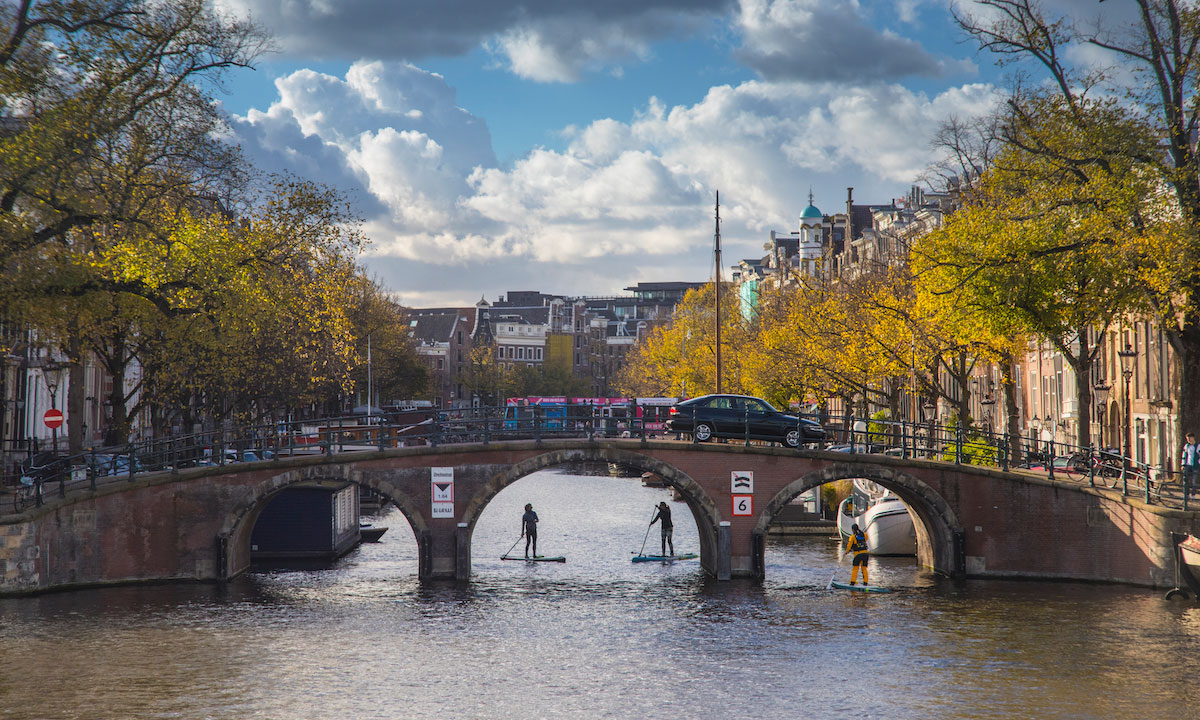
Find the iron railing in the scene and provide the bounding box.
[0,403,1179,515]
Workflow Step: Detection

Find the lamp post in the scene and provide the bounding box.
[1117,343,1138,494]
[34,358,67,454]
[1093,381,1110,451]
[922,400,936,458]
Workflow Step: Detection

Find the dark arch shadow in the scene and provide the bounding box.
[457,447,724,578]
[219,464,428,580]
[753,462,964,580]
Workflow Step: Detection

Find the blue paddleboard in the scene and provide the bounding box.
[829,580,891,593]
[632,552,698,563]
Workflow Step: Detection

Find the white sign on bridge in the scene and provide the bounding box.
[431,467,454,518]
[731,471,753,494]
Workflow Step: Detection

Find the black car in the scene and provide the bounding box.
[665,394,825,447]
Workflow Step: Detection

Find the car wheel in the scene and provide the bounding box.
[783,429,801,448]
[694,422,714,442]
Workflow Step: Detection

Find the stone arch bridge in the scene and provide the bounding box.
[1,439,1194,595]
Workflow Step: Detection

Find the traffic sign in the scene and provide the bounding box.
[731,471,753,493]
[732,495,753,516]
[43,409,63,430]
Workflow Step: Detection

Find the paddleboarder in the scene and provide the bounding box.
[521,503,539,558]
[649,501,674,557]
[844,522,869,585]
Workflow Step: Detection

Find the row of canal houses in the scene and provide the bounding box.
[733,184,1181,476]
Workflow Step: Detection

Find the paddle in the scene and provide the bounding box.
[635,508,656,557]
[826,546,847,590]
[501,534,523,560]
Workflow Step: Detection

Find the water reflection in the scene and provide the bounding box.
[0,465,1197,719]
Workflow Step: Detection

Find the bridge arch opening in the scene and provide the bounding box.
[220,468,428,580]
[459,448,724,578]
[753,463,964,580]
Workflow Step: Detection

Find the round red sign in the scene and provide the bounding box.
[43,408,63,430]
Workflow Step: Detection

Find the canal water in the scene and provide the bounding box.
[2,464,1198,719]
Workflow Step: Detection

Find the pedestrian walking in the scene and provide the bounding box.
[1182,432,1200,494]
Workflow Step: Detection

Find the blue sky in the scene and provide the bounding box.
[208,0,1074,307]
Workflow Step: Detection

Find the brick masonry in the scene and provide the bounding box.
[1,439,1196,595]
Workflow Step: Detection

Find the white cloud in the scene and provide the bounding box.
[230,60,1000,300]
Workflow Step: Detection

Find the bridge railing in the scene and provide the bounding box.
[0,405,1178,516]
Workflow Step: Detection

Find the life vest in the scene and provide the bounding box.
[849,530,867,554]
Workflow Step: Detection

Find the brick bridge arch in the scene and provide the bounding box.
[219,462,432,580]
[754,462,964,579]
[457,446,726,577]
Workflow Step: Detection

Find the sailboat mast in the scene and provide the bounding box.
[714,191,722,395]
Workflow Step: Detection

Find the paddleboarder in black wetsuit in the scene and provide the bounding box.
[650,501,674,557]
[844,523,869,585]
[522,503,539,558]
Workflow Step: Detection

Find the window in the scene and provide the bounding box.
[437,358,444,370]
[517,347,525,360]
[536,348,543,360]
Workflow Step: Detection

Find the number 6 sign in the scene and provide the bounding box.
[732,495,753,516]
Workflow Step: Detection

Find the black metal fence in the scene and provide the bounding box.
[0,403,1180,515]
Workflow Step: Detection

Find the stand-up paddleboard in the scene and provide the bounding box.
[501,555,566,563]
[631,553,698,563]
[829,580,891,593]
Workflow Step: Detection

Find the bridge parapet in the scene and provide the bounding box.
[0,438,1195,596]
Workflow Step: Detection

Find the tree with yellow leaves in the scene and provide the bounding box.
[913,94,1153,447]
[615,283,748,399]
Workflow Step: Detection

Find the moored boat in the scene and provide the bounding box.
[359,524,388,542]
[641,471,668,488]
[837,479,916,556]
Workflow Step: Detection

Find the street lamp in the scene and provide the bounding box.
[1093,380,1111,450]
[33,357,67,453]
[1117,343,1138,491]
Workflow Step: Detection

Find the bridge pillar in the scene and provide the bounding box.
[717,521,731,580]
[455,523,471,581]
[751,531,765,581]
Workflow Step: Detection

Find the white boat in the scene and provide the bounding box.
[1179,534,1200,571]
[837,479,916,556]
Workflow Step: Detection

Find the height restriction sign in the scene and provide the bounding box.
[431,467,454,518]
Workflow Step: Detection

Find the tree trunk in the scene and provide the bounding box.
[1000,351,1022,464]
[103,344,131,447]
[1070,328,1092,449]
[954,352,972,427]
[1176,323,1200,449]
[66,334,86,453]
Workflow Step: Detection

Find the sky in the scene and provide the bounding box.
[204,0,1105,308]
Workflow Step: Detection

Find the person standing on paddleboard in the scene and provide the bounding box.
[649,501,674,557]
[522,503,539,558]
[844,523,869,585]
